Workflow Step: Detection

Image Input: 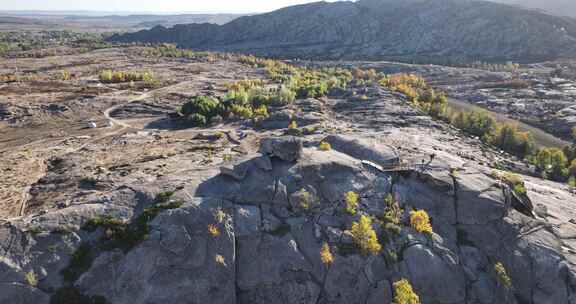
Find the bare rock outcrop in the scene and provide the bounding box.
[2,135,576,303]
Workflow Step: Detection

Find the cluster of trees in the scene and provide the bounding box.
[466,61,520,73]
[0,42,16,56]
[238,55,365,99]
[142,44,223,61]
[380,72,576,186]
[178,54,378,127]
[99,70,154,84]
[529,145,576,184]
[381,73,535,159]
[449,110,534,159]
[178,85,279,127]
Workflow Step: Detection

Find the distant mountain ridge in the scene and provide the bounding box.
[493,0,576,18]
[109,0,576,63]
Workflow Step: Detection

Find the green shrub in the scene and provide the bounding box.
[494,262,513,290]
[180,96,223,126]
[275,86,296,105]
[382,194,402,225]
[253,105,269,119]
[186,114,207,126]
[223,89,249,105]
[533,148,570,182]
[230,104,253,119]
[319,141,332,151]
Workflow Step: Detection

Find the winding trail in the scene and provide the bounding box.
[17,91,151,217]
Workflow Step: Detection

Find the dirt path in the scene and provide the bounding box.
[18,159,46,216]
[15,91,152,217]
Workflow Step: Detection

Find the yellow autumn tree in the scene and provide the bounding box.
[410,210,433,234]
[320,242,334,266]
[351,215,381,255]
[345,191,359,215]
[393,279,420,304]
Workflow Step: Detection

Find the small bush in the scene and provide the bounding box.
[295,188,317,211]
[320,242,334,266]
[25,271,38,287]
[410,210,433,234]
[319,141,332,151]
[208,224,220,238]
[253,105,269,119]
[350,215,381,255]
[180,96,223,125]
[383,194,402,225]
[494,262,513,290]
[155,191,176,204]
[230,104,253,119]
[493,171,527,195]
[186,113,207,126]
[345,191,359,215]
[288,121,298,129]
[393,279,420,304]
[275,86,296,105]
[60,70,71,81]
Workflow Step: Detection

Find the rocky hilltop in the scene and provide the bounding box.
[109,0,576,62]
[2,41,576,304]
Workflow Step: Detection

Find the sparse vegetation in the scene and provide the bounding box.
[143,44,219,60]
[25,270,38,287]
[295,188,317,211]
[319,141,332,151]
[380,73,536,159]
[66,199,184,285]
[494,262,513,290]
[208,224,221,238]
[383,195,401,224]
[344,191,359,215]
[320,242,334,266]
[350,215,382,255]
[99,69,154,84]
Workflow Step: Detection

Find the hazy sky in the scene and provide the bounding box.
[0,0,342,13]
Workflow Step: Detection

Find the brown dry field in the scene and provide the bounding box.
[0,46,261,219]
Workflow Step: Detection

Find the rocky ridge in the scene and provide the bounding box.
[109,0,576,63]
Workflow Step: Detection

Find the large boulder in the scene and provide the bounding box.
[259,137,303,162]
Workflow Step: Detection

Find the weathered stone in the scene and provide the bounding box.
[77,198,236,304]
[235,205,261,238]
[400,244,466,304]
[366,280,393,304]
[259,137,303,162]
